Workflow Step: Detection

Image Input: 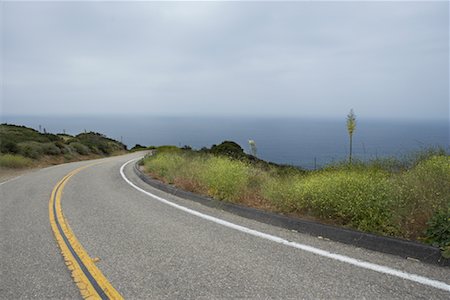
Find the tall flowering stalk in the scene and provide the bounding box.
[347,109,356,164]
[248,139,257,157]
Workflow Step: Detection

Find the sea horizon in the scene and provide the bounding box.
[1,114,448,169]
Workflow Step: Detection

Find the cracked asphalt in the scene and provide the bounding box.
[1,153,449,299]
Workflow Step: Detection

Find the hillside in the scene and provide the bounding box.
[0,123,127,168]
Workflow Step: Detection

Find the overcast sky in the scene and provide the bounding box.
[1,1,449,121]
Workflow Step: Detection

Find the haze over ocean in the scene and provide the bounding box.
[2,115,448,169]
[2,2,448,168]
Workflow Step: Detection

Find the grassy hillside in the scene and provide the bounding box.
[143,143,450,256]
[0,123,127,168]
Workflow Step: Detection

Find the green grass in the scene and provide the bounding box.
[143,150,450,250]
[0,154,34,168]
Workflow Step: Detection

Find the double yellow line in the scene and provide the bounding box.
[49,164,123,300]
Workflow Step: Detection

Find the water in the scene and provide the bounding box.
[2,115,448,169]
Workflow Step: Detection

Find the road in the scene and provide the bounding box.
[1,152,449,299]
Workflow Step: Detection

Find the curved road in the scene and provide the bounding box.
[1,153,449,299]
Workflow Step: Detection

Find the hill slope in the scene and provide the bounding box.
[0,123,127,168]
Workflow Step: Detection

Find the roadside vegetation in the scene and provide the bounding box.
[0,124,127,169]
[130,144,156,152]
[143,142,450,256]
[0,154,34,168]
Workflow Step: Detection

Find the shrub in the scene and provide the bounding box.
[131,144,147,152]
[54,141,65,149]
[210,141,246,159]
[425,209,450,258]
[18,142,44,159]
[97,142,112,155]
[0,154,33,168]
[0,141,19,154]
[90,146,102,155]
[69,142,90,155]
[41,143,61,155]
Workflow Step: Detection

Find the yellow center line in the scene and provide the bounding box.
[49,163,123,300]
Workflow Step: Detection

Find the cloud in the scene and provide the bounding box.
[1,1,448,120]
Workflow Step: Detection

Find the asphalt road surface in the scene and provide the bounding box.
[1,153,449,299]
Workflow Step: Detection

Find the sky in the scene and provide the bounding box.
[1,1,449,121]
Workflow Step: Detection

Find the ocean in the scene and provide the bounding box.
[2,115,448,169]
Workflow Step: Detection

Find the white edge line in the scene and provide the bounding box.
[0,175,22,186]
[120,158,450,293]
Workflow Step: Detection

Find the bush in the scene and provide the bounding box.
[97,142,112,155]
[210,141,246,159]
[41,143,61,155]
[0,154,33,168]
[18,142,44,159]
[54,141,65,149]
[425,209,450,258]
[0,141,19,154]
[69,142,90,155]
[131,144,147,152]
